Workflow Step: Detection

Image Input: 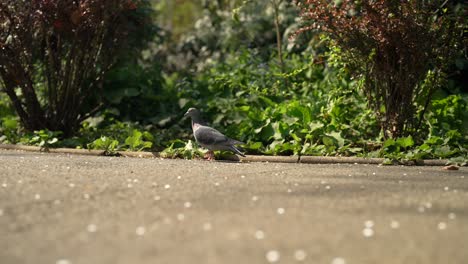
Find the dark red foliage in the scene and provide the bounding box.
[295,0,464,138]
[0,0,148,136]
[126,0,138,10]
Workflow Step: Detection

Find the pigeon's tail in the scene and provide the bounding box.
[229,145,246,157]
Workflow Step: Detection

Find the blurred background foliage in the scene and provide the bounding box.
[0,0,466,163]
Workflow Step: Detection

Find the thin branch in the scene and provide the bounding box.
[272,0,285,72]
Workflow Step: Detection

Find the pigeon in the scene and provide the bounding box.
[184,108,246,161]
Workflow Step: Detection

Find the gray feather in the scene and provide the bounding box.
[195,126,230,146]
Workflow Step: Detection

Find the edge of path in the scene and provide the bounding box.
[0,143,453,166]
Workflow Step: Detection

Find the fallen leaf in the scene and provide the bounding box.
[443,165,459,171]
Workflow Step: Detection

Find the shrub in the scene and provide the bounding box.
[0,0,155,137]
[295,0,465,139]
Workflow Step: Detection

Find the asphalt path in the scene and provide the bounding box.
[0,150,467,264]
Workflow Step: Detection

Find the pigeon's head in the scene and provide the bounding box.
[184,107,200,118]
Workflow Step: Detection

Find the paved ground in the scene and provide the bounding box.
[0,149,467,264]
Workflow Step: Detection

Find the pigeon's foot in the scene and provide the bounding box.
[204,150,215,161]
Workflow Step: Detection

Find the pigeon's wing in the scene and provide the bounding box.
[228,138,244,145]
[194,126,231,146]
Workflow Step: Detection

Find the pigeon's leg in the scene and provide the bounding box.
[204,151,210,159]
[205,150,215,161]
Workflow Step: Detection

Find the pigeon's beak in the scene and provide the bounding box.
[183,111,189,117]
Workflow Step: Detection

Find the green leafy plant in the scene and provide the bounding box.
[171,47,381,157]
[124,129,153,151]
[0,116,19,144]
[161,140,204,159]
[87,136,119,155]
[20,130,62,149]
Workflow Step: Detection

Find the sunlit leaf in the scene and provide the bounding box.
[396,136,414,148]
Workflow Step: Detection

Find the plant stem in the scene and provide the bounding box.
[272,0,284,72]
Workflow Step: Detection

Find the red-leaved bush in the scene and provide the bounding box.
[0,0,150,136]
[295,0,464,138]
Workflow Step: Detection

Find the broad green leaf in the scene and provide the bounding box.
[322,135,338,148]
[2,118,17,129]
[178,98,189,108]
[309,122,324,132]
[434,145,455,158]
[425,136,443,145]
[290,133,301,142]
[47,138,58,145]
[383,138,396,148]
[396,136,414,148]
[143,131,154,141]
[327,132,344,147]
[247,142,263,150]
[238,105,250,112]
[259,123,275,141]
